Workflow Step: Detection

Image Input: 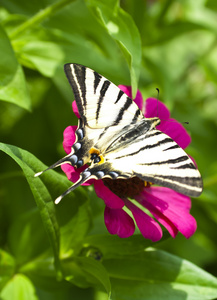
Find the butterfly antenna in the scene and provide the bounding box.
[156,88,159,118]
[155,88,189,125]
[55,169,92,204]
[34,152,75,177]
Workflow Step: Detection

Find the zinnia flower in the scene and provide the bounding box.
[61,86,197,242]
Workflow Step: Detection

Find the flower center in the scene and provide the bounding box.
[102,177,152,198]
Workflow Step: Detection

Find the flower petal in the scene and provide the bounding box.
[61,163,80,182]
[126,200,163,242]
[63,126,77,154]
[94,180,125,209]
[62,126,94,186]
[144,98,170,120]
[72,100,80,118]
[136,187,197,239]
[144,98,191,149]
[104,206,135,238]
[118,85,143,110]
[158,118,191,149]
[61,164,93,186]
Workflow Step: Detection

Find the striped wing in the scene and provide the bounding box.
[64,63,144,129]
[63,63,145,164]
[35,63,146,176]
[102,129,203,197]
[56,127,203,203]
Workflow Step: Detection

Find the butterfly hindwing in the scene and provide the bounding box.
[73,122,202,198]
[100,129,202,197]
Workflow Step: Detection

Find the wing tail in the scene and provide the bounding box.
[34,151,76,177]
[55,169,93,204]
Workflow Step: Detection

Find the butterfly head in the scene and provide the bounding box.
[150,117,161,129]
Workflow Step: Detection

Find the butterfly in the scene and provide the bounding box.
[35,63,203,204]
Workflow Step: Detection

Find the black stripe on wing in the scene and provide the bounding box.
[132,108,142,123]
[114,97,132,125]
[163,144,180,151]
[138,155,189,166]
[174,163,196,169]
[64,63,86,122]
[96,80,111,123]
[94,71,102,93]
[97,119,141,147]
[115,90,124,104]
[114,137,173,159]
[94,93,142,143]
[134,172,202,197]
[105,118,161,153]
[73,64,86,108]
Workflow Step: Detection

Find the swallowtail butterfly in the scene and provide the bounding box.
[35,63,203,203]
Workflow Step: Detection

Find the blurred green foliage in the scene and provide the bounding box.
[0,0,217,299]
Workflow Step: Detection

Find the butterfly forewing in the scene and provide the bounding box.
[64,63,143,129]
[64,63,145,161]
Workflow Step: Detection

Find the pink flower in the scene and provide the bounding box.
[61,86,197,242]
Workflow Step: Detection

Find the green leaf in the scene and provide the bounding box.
[86,0,142,97]
[8,0,76,40]
[62,256,111,295]
[0,24,31,110]
[0,142,91,278]
[19,254,58,291]
[83,234,154,259]
[8,209,50,266]
[76,257,111,296]
[0,249,15,291]
[0,274,38,300]
[0,143,62,275]
[2,1,132,87]
[206,0,217,10]
[0,25,17,86]
[103,248,217,300]
[16,40,64,77]
[59,197,91,256]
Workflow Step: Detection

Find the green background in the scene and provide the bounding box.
[0,0,217,299]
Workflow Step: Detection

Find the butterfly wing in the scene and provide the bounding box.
[63,63,145,165]
[70,127,201,198]
[64,63,143,129]
[100,128,203,197]
[57,126,202,203]
[35,63,145,177]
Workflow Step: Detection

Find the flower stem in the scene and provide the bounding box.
[9,0,74,40]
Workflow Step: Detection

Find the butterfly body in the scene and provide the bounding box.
[35,63,203,203]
